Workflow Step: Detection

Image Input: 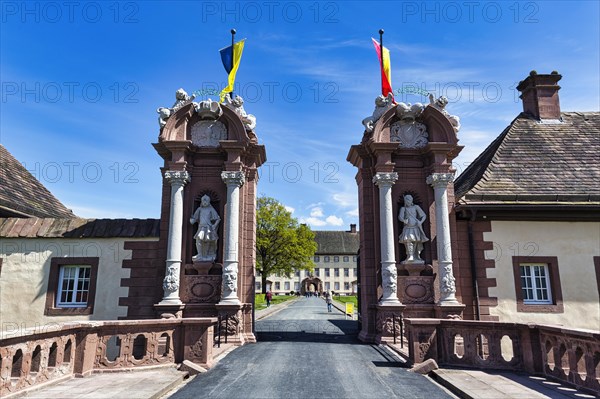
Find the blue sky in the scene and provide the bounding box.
[2,1,599,229]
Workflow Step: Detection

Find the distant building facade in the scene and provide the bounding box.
[256,225,359,295]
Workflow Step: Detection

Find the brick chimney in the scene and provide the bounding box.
[516,71,562,120]
[349,224,357,233]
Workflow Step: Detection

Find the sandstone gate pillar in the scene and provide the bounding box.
[348,96,465,343]
[153,92,265,345]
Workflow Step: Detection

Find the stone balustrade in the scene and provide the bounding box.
[405,319,600,395]
[0,318,217,397]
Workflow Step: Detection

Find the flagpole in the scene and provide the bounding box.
[379,29,384,97]
[231,28,236,100]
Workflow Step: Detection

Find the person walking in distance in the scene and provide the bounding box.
[265,291,272,307]
[325,292,333,312]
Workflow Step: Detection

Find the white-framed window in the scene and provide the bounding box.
[294,282,299,290]
[520,263,552,304]
[325,282,330,290]
[343,256,349,262]
[344,268,349,277]
[295,270,300,277]
[353,256,357,262]
[284,282,290,291]
[57,265,92,307]
[334,268,339,277]
[274,282,280,290]
[325,268,330,277]
[255,282,261,291]
[324,256,330,263]
[334,282,340,290]
[314,255,320,262]
[315,268,320,277]
[333,256,339,262]
[344,282,350,290]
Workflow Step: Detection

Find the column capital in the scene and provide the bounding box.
[426,172,454,187]
[372,172,398,187]
[221,171,245,187]
[164,170,190,186]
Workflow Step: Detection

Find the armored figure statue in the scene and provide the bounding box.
[398,194,429,263]
[190,195,221,262]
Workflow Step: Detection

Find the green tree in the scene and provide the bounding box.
[256,196,317,293]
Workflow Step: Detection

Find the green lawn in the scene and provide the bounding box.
[255,294,296,310]
[333,296,357,307]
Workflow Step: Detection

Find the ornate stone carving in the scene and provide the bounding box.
[164,170,190,186]
[191,120,228,147]
[362,93,395,133]
[395,102,425,121]
[219,311,241,336]
[223,94,257,131]
[189,338,203,359]
[440,262,457,297]
[376,311,402,335]
[401,276,435,304]
[162,263,179,293]
[190,195,221,262]
[382,266,398,298]
[194,99,223,120]
[372,172,398,187]
[172,88,195,112]
[398,194,429,263]
[222,268,238,299]
[181,275,222,303]
[221,171,245,187]
[391,102,428,148]
[429,94,461,132]
[426,173,454,187]
[156,88,196,128]
[157,107,171,128]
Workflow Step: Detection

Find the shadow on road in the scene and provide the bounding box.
[256,318,359,344]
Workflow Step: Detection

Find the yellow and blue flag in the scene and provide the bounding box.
[219,39,245,102]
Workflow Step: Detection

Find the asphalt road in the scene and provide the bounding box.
[169,296,452,399]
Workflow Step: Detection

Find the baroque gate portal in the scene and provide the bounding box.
[152,91,265,344]
[348,95,465,343]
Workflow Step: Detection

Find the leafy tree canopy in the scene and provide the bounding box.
[256,196,317,293]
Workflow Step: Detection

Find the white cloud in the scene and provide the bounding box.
[346,208,359,217]
[325,215,344,226]
[310,207,324,217]
[332,192,356,208]
[285,205,295,214]
[301,217,327,227]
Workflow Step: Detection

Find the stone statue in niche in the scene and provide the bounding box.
[398,194,429,263]
[190,195,221,262]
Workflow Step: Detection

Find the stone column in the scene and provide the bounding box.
[219,171,245,304]
[427,173,459,304]
[373,172,401,305]
[159,170,190,305]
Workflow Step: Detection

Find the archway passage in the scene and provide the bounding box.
[300,277,323,295]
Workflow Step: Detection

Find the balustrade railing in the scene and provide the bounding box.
[0,318,217,397]
[405,319,600,395]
